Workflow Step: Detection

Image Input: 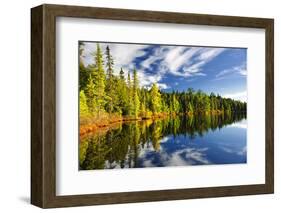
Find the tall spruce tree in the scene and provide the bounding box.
[132,68,140,117]
[117,68,128,115]
[80,90,89,116]
[93,43,106,117]
[150,83,162,114]
[85,74,95,113]
[127,73,134,116]
[105,45,118,114]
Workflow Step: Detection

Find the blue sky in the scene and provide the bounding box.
[81,42,247,102]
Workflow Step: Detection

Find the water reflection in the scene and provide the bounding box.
[79,113,247,170]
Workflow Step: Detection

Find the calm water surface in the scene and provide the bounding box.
[79,114,247,170]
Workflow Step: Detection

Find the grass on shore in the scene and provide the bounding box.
[79,110,226,136]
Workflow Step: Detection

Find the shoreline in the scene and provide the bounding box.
[79,110,245,136]
[79,113,170,136]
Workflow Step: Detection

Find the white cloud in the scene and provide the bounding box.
[141,46,167,69]
[136,69,163,88]
[229,123,247,129]
[216,63,247,80]
[228,119,247,129]
[181,48,225,76]
[81,42,226,88]
[198,48,224,61]
[223,91,247,102]
[137,46,225,87]
[237,146,247,156]
[165,47,190,72]
[160,136,170,143]
[81,42,147,73]
[164,47,225,77]
[104,43,147,72]
[220,145,247,157]
[157,83,170,90]
[163,147,211,166]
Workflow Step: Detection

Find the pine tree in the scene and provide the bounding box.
[105,45,118,114]
[171,93,180,113]
[187,102,194,114]
[127,73,134,116]
[93,43,106,117]
[119,67,125,80]
[117,68,128,115]
[85,74,95,113]
[105,46,114,79]
[203,95,211,113]
[139,89,148,117]
[79,42,90,91]
[150,83,162,114]
[80,90,89,116]
[132,68,140,117]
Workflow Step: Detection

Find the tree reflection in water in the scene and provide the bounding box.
[79,113,246,170]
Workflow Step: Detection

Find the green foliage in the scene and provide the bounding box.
[126,73,134,116]
[85,74,95,113]
[93,43,106,116]
[79,42,91,91]
[171,93,180,113]
[132,68,140,117]
[187,102,194,113]
[80,90,89,116]
[105,45,114,79]
[117,68,128,115]
[105,46,120,114]
[150,83,162,114]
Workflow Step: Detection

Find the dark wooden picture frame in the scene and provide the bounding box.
[31,4,274,208]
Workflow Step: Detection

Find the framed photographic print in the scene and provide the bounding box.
[31,4,274,208]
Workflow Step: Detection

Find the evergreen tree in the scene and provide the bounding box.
[79,42,90,91]
[80,90,89,116]
[127,73,134,115]
[119,67,125,80]
[85,74,95,113]
[139,89,147,116]
[104,46,118,114]
[93,43,106,117]
[171,93,180,113]
[105,45,114,79]
[117,68,128,115]
[150,83,162,114]
[187,102,194,114]
[132,68,140,117]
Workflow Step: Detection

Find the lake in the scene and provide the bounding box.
[79,113,247,170]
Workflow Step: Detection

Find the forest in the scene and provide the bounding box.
[79,43,247,135]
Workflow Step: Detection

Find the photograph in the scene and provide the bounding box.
[78,41,247,170]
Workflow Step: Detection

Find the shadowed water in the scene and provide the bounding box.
[79,113,247,170]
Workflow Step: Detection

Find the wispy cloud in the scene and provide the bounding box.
[163,47,225,77]
[220,146,246,157]
[215,62,247,80]
[157,83,170,90]
[137,46,225,87]
[81,42,226,89]
[229,123,247,129]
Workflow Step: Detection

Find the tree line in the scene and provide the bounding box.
[79,43,247,121]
